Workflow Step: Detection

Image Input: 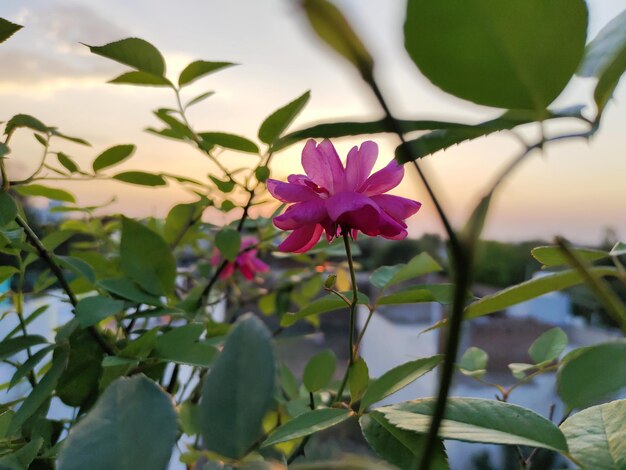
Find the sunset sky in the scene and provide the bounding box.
[1,0,625,245]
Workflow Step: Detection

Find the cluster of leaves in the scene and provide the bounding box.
[0,1,625,470]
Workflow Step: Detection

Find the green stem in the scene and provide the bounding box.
[334,230,359,403]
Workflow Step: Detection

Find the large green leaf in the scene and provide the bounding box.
[0,192,17,226]
[14,184,75,203]
[262,408,352,447]
[303,349,336,393]
[57,375,177,470]
[464,267,620,320]
[86,38,166,76]
[531,245,609,267]
[360,355,442,411]
[200,315,275,459]
[0,18,22,44]
[404,0,587,110]
[92,145,136,173]
[74,296,125,328]
[557,341,626,410]
[153,324,218,367]
[258,91,310,146]
[178,60,234,87]
[379,397,568,453]
[360,412,449,469]
[560,399,626,470]
[120,217,176,296]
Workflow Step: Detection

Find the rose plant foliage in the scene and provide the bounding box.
[0,2,625,470]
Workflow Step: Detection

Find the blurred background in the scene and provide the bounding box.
[0,0,625,244]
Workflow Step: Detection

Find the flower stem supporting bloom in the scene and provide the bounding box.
[334,229,359,403]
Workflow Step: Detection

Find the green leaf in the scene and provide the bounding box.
[464,267,621,320]
[360,412,449,470]
[113,171,167,186]
[14,184,75,203]
[185,91,215,108]
[593,46,626,117]
[610,241,626,257]
[56,255,97,283]
[108,71,172,87]
[179,401,202,436]
[164,200,205,245]
[303,349,336,392]
[120,217,176,296]
[560,399,626,470]
[200,315,275,459]
[153,324,218,367]
[377,284,454,306]
[380,397,568,453]
[531,245,609,267]
[209,175,235,193]
[199,132,258,153]
[280,292,369,327]
[360,355,443,411]
[92,144,135,172]
[10,348,69,433]
[386,253,443,287]
[258,91,310,145]
[349,357,369,404]
[0,265,18,283]
[255,166,270,182]
[178,60,234,87]
[75,296,125,328]
[0,437,43,470]
[557,341,626,410]
[404,0,588,111]
[458,347,488,378]
[302,0,374,79]
[9,345,54,389]
[509,363,535,380]
[86,38,166,76]
[0,18,22,44]
[215,228,241,262]
[56,152,79,173]
[57,376,177,470]
[262,408,352,447]
[4,114,48,136]
[0,335,48,360]
[0,191,18,226]
[99,278,164,306]
[528,327,567,364]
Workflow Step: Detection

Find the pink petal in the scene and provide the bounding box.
[273,199,327,230]
[301,139,344,193]
[219,262,235,280]
[278,224,324,253]
[359,159,404,196]
[344,141,378,191]
[326,192,380,223]
[370,194,422,221]
[267,179,318,203]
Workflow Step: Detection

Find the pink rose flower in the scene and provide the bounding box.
[267,139,421,253]
[211,236,269,280]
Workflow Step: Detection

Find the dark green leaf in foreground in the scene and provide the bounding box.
[57,375,177,470]
[74,296,125,328]
[560,399,626,470]
[528,327,567,364]
[14,184,75,203]
[258,91,310,146]
[86,38,166,76]
[380,397,568,453]
[120,217,176,296]
[262,408,352,447]
[200,315,275,459]
[360,412,449,470]
[303,349,336,392]
[557,341,626,410]
[0,191,18,226]
[92,144,135,172]
[360,355,442,411]
[0,18,22,44]
[178,60,234,87]
[404,0,588,110]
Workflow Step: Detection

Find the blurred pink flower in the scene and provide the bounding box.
[211,236,269,280]
[267,139,421,253]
